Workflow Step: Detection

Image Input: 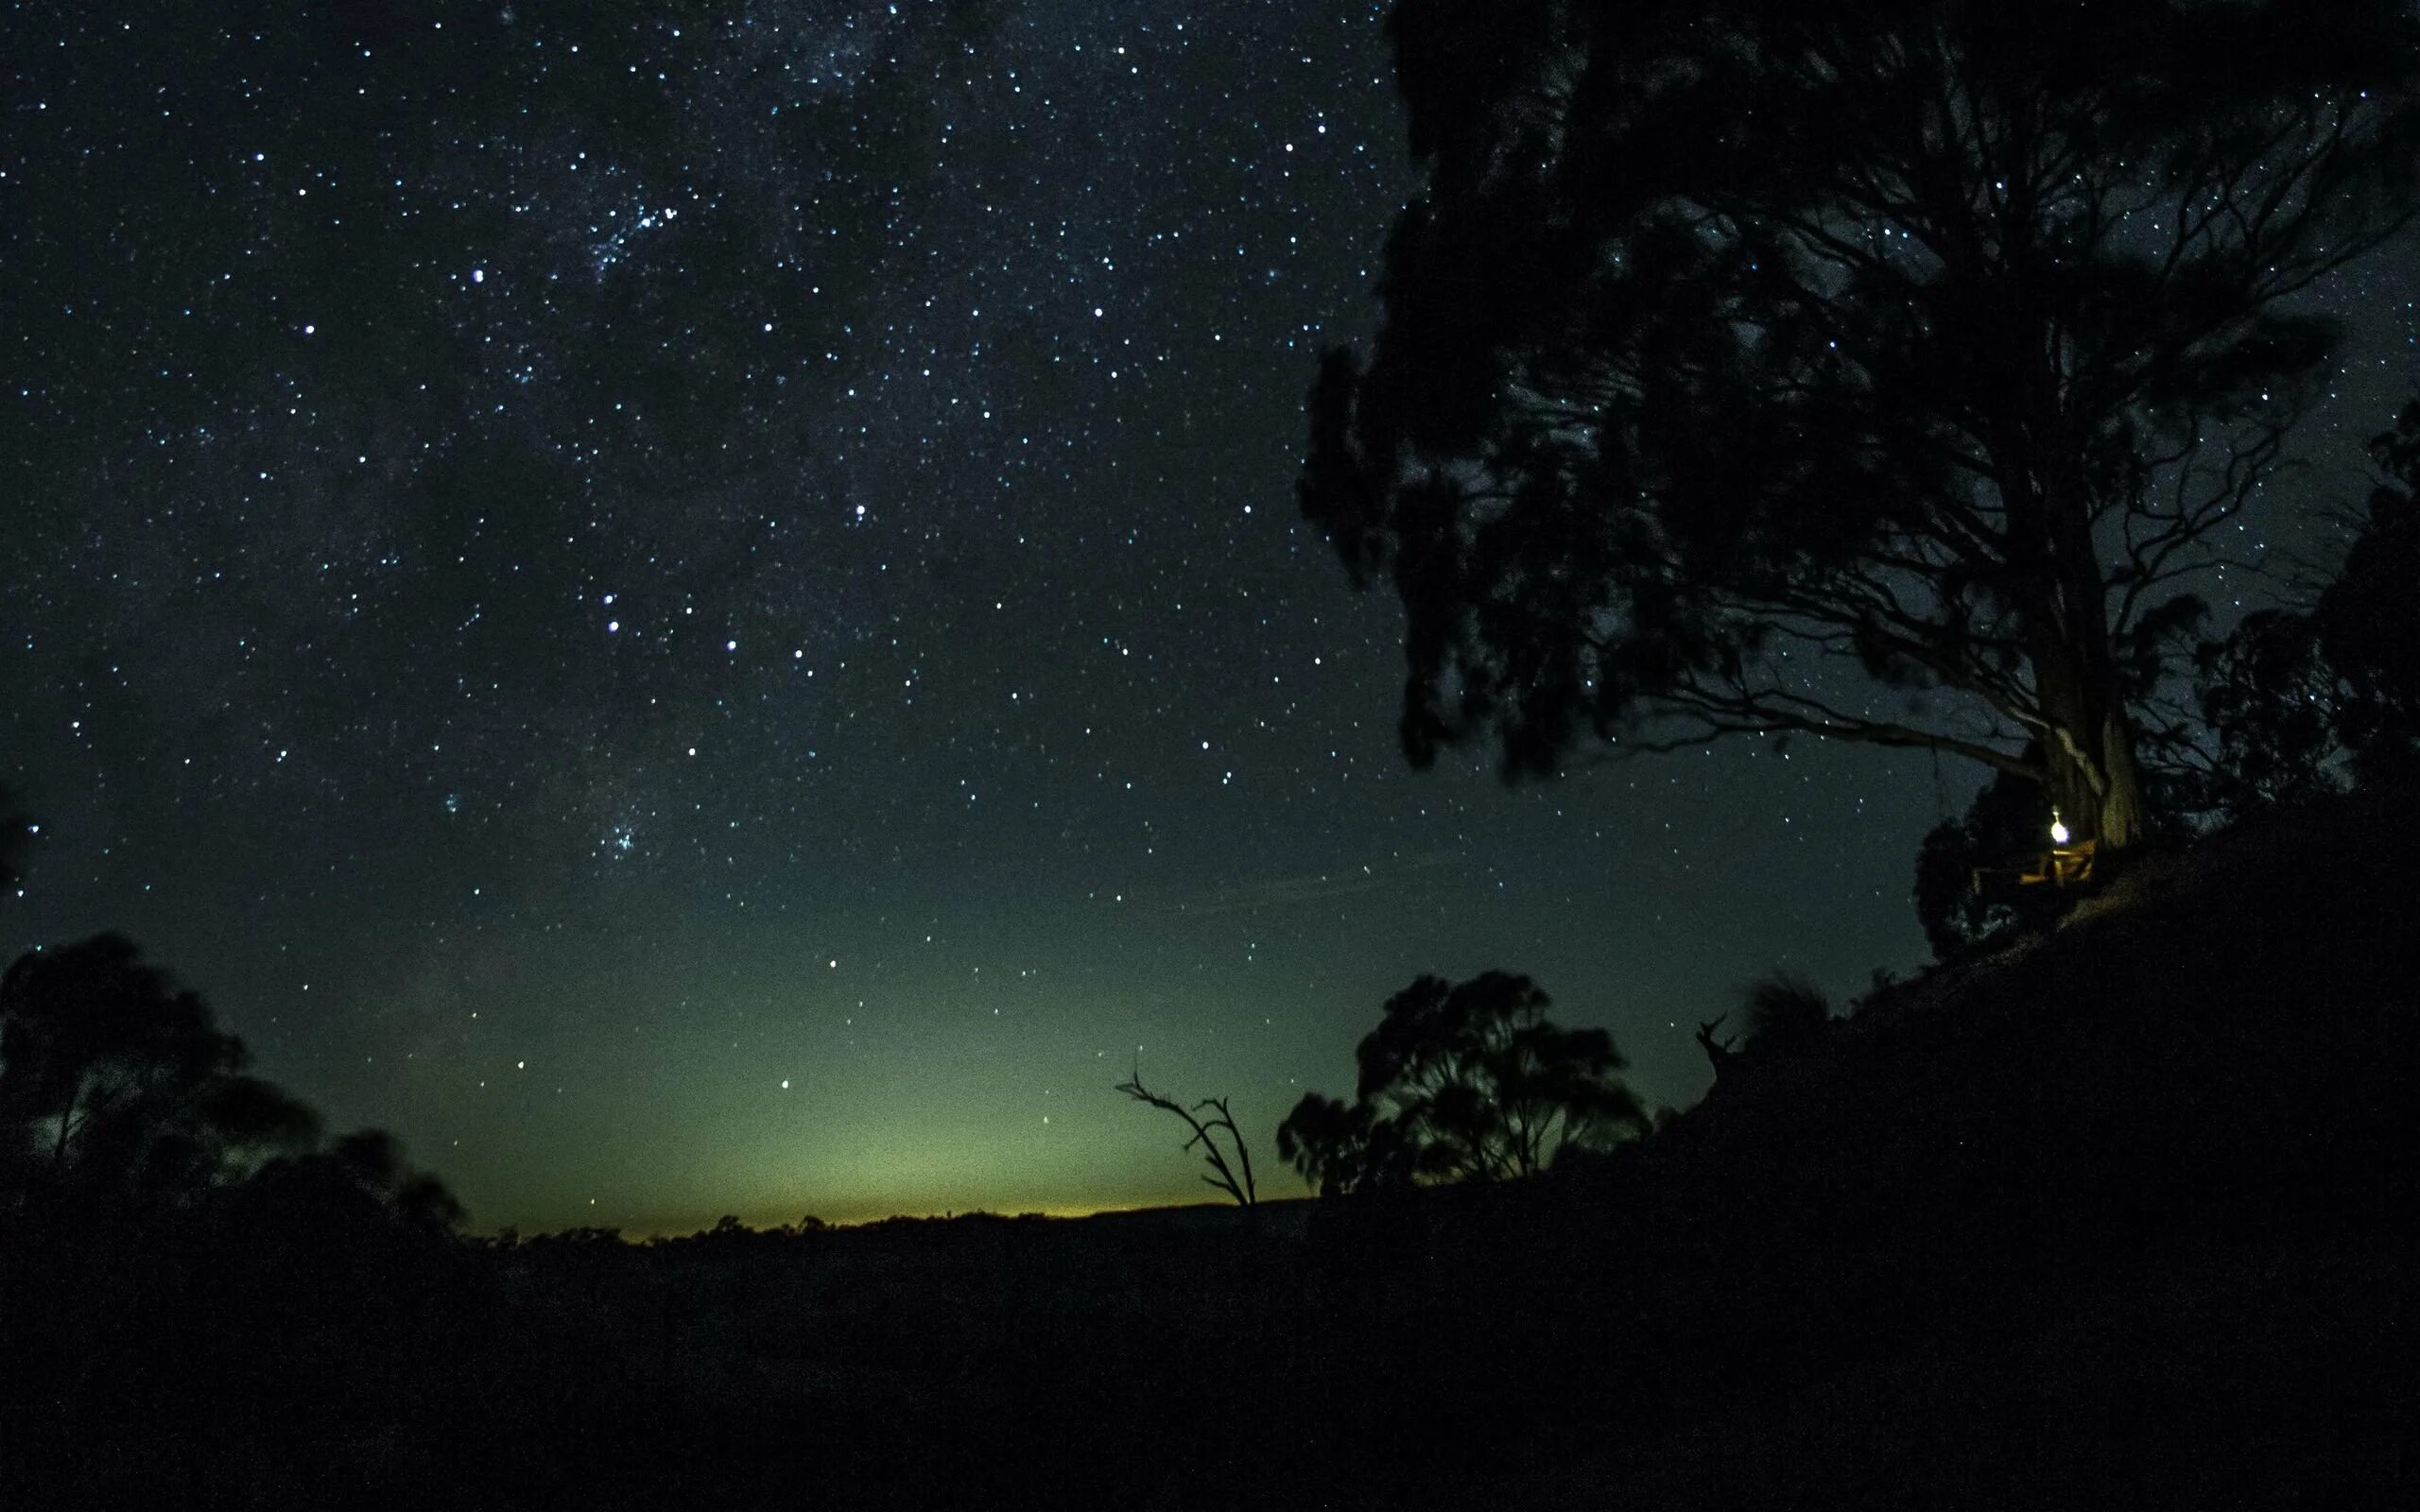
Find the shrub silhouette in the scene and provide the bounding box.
[1738,972,1831,1055]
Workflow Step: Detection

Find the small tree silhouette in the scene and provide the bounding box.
[1278,971,1646,1194]
[1114,1060,1257,1207]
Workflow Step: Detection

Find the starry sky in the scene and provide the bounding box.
[8,0,2417,1233]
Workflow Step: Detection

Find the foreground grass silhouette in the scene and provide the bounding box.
[5,786,2410,1510]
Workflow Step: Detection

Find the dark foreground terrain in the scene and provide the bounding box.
[5,789,2412,1510]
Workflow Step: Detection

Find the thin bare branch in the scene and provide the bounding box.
[1115,1060,1256,1208]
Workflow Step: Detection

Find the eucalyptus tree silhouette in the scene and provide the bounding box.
[2160,399,2420,819]
[1304,0,2420,852]
[2320,403,2420,786]
[0,934,320,1204]
[1276,971,1644,1194]
[2179,609,2343,821]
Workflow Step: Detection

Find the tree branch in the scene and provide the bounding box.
[1115,1061,1256,1207]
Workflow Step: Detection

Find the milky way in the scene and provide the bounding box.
[9,1,2416,1230]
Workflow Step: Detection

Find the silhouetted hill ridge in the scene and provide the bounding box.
[1460,786,2416,1509]
[1646,781,2411,1239]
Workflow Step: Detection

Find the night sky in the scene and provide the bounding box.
[8,1,2417,1233]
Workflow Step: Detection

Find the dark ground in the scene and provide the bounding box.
[5,787,2412,1509]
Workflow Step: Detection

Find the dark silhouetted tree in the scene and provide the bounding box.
[1269,1091,1406,1197]
[2179,608,2342,819]
[1303,0,2420,852]
[320,1126,466,1232]
[2164,399,2420,816]
[233,1126,465,1235]
[1115,1060,1257,1206]
[0,935,320,1203]
[1277,971,1644,1194]
[0,936,459,1240]
[2317,402,2420,786]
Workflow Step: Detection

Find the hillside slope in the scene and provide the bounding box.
[1493,785,2417,1509]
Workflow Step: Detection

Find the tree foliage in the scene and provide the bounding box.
[2180,609,2343,818]
[1275,971,1644,1194]
[2167,400,2420,817]
[0,935,457,1227]
[1304,0,2420,850]
[0,934,319,1201]
[2312,404,2420,786]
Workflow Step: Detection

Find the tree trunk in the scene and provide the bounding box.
[2094,707,2149,850]
[2013,405,2152,852]
[2032,649,2149,850]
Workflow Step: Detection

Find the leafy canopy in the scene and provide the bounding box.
[0,934,319,1200]
[1276,971,1644,1194]
[1305,0,2420,848]
[2166,400,2420,817]
[1,934,459,1228]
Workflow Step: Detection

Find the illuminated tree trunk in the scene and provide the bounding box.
[2015,419,2151,852]
[2034,657,2149,851]
[2025,572,2149,851]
